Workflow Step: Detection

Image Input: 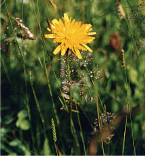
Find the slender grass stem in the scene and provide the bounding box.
[30,0,60,124]
[66,49,80,154]
[73,99,86,155]
[122,114,127,155]
[66,51,73,133]
[48,54,68,112]
[96,92,105,155]
[77,113,86,155]
[2,134,35,155]
[82,55,105,154]
[29,72,47,139]
[42,50,60,124]
[4,2,37,153]
[71,119,80,154]
[30,2,67,154]
[82,58,104,111]
[129,104,136,155]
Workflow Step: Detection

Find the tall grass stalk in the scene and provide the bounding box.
[129,104,136,155]
[29,71,46,137]
[82,56,105,154]
[66,49,80,154]
[122,113,127,155]
[30,0,60,124]
[4,1,38,153]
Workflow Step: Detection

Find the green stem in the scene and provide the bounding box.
[41,49,60,124]
[129,104,136,156]
[66,49,79,154]
[29,72,47,139]
[76,105,86,155]
[96,93,105,155]
[122,103,129,156]
[66,49,73,133]
[122,115,127,155]
[4,2,37,153]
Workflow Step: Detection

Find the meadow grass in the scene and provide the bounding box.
[1,0,145,155]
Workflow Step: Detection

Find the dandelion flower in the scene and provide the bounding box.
[44,13,96,59]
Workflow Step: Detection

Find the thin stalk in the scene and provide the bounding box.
[122,103,129,155]
[48,53,68,112]
[66,51,73,133]
[43,51,59,124]
[4,1,37,153]
[3,134,35,155]
[29,72,47,139]
[72,97,86,155]
[30,0,60,124]
[76,107,86,155]
[38,52,60,125]
[66,49,79,154]
[82,55,105,154]
[71,119,80,154]
[82,58,104,111]
[21,2,37,153]
[54,143,58,156]
[96,92,105,155]
[31,2,65,154]
[129,104,136,155]
[122,114,127,155]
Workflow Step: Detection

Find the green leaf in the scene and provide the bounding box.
[129,67,138,85]
[43,138,51,155]
[25,148,31,156]
[16,119,30,130]
[19,119,30,130]
[17,110,28,119]
[0,127,10,137]
[9,139,20,146]
[16,119,21,128]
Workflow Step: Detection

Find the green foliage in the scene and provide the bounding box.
[43,138,51,155]
[16,110,30,130]
[1,0,145,155]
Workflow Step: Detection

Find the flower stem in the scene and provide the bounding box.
[66,49,79,154]
[66,49,73,133]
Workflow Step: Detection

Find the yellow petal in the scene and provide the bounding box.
[82,44,93,52]
[85,24,92,30]
[52,19,59,25]
[47,28,51,31]
[77,45,87,51]
[85,37,95,43]
[45,13,97,58]
[44,34,55,38]
[88,32,97,35]
[60,44,68,56]
[53,45,61,55]
[75,49,82,59]
[63,13,69,21]
[61,47,67,56]
[50,24,55,30]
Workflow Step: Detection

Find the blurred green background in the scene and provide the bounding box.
[1,0,145,155]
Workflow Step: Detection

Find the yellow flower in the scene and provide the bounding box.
[44,13,96,59]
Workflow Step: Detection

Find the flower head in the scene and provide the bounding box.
[45,13,96,59]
